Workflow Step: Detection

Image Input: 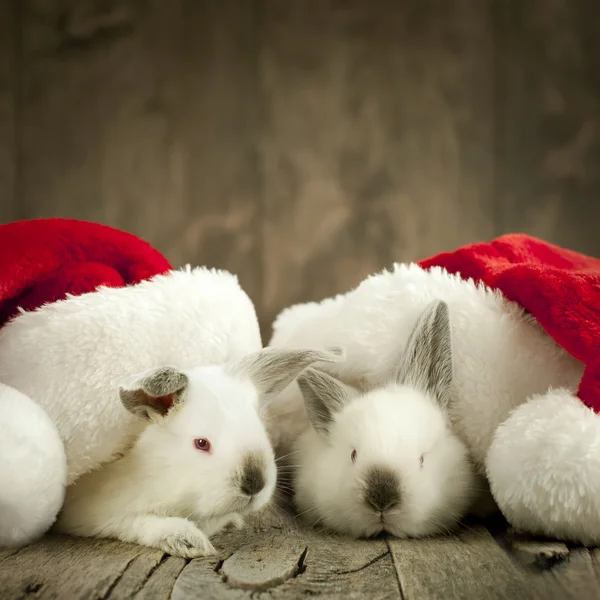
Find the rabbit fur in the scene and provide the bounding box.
[0,265,339,553]
[266,263,598,545]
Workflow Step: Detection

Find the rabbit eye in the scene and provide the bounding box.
[419,454,424,468]
[351,449,357,463]
[194,438,212,453]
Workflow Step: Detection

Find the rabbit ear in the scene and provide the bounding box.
[297,368,359,436]
[228,346,345,399]
[395,300,454,409]
[119,367,189,421]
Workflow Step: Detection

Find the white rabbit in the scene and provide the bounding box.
[0,265,279,548]
[267,263,588,542]
[292,300,479,538]
[54,347,342,557]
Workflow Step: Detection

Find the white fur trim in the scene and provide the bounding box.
[0,266,262,484]
[486,390,600,545]
[0,383,67,547]
[268,263,584,468]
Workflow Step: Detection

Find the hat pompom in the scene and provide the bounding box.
[0,382,67,547]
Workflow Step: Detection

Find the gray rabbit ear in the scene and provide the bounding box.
[395,300,453,409]
[297,368,359,436]
[119,367,189,421]
[228,346,345,399]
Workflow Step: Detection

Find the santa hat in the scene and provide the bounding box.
[0,218,172,329]
[0,218,173,548]
[418,233,600,545]
[418,233,600,413]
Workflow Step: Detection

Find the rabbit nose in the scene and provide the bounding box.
[239,454,266,497]
[240,466,265,496]
[364,467,401,512]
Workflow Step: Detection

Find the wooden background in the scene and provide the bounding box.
[1,0,599,338]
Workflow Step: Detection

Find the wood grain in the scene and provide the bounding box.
[0,534,146,599]
[388,526,534,600]
[220,536,306,590]
[1,514,599,599]
[10,0,600,335]
[171,511,400,599]
[499,531,600,600]
[104,553,186,600]
[258,0,496,334]
[505,530,571,569]
[531,548,600,600]
[0,546,22,562]
[494,0,600,257]
[20,0,138,222]
[18,0,263,324]
[0,0,17,223]
[172,0,263,325]
[134,556,187,600]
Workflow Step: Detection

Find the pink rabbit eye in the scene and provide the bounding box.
[194,438,212,453]
[351,449,357,463]
[419,454,424,468]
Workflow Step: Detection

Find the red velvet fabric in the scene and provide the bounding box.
[0,218,172,329]
[418,234,600,412]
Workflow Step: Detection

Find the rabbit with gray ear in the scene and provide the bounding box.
[55,346,342,558]
[292,301,478,539]
[268,259,587,544]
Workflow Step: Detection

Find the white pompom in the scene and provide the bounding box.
[486,390,600,546]
[0,383,67,547]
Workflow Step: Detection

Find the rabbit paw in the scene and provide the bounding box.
[144,516,216,558]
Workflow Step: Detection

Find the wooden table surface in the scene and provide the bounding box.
[1,506,599,600]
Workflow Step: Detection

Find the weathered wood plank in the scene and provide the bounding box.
[0,535,187,600]
[494,0,600,256]
[0,0,17,223]
[2,512,598,599]
[174,0,263,328]
[134,556,187,600]
[259,0,496,334]
[532,548,600,600]
[171,559,249,600]
[266,533,398,600]
[20,0,139,221]
[0,534,145,600]
[103,550,168,600]
[220,536,306,590]
[171,511,308,598]
[505,530,571,569]
[389,524,600,600]
[171,510,400,599]
[0,546,22,562]
[389,525,533,600]
[19,0,263,325]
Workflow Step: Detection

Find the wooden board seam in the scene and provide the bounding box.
[386,539,406,600]
[101,553,142,599]
[337,549,390,575]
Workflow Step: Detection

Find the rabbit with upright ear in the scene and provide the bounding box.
[267,244,594,545]
[0,216,343,553]
[0,265,265,549]
[55,346,342,557]
[292,301,478,539]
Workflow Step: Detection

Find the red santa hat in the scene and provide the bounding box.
[0,218,172,329]
[417,233,600,413]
